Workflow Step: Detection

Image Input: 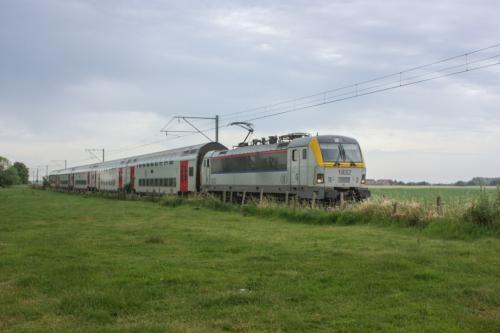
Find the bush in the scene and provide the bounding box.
[465,188,499,226]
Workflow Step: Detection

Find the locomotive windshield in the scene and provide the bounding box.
[342,143,363,163]
[320,143,363,163]
[320,143,341,162]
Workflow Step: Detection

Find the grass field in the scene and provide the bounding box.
[1,187,500,332]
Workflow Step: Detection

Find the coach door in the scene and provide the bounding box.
[290,149,300,188]
[204,159,210,185]
[180,160,188,193]
[130,166,135,191]
[118,168,123,191]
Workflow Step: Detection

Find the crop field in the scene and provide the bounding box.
[1,187,500,332]
[370,186,498,207]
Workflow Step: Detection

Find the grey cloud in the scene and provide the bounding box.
[0,0,498,180]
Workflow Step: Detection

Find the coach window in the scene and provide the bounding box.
[292,149,298,161]
[189,167,194,177]
[302,149,307,159]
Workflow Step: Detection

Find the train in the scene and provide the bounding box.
[49,133,370,202]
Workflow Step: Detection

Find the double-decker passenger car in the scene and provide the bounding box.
[49,142,226,194]
[49,133,369,202]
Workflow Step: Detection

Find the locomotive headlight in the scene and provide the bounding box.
[316,173,324,184]
[361,174,366,184]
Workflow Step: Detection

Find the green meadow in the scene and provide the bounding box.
[1,187,499,332]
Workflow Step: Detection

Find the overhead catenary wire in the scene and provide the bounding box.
[165,53,500,138]
[219,43,500,121]
[60,43,500,168]
[109,47,500,159]
[220,50,500,123]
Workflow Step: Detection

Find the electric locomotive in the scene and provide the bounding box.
[201,133,369,201]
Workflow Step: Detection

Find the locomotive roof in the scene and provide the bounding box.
[288,135,359,147]
[50,142,225,175]
[208,141,289,158]
[206,135,359,158]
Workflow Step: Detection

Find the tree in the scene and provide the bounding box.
[0,166,19,187]
[0,156,10,171]
[13,162,29,184]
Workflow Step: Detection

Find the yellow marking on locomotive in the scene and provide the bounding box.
[309,137,365,168]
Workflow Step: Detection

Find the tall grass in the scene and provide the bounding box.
[47,187,500,238]
[465,187,500,226]
[159,190,500,238]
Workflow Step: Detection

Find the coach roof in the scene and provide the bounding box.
[50,142,226,175]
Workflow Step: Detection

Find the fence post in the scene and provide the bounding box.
[241,190,246,206]
[260,189,264,205]
[436,196,443,215]
[229,191,233,203]
[312,192,317,209]
[285,191,289,206]
[340,192,345,207]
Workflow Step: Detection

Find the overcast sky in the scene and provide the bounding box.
[1,0,499,182]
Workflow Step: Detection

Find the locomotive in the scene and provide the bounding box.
[49,133,370,201]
